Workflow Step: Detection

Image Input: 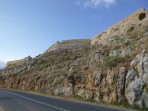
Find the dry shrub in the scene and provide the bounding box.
[83,65,89,70]
[130,51,138,58]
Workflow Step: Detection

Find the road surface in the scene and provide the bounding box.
[0,89,128,111]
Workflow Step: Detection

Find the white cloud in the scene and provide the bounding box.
[76,0,116,8]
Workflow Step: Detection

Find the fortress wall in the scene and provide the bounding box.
[47,39,90,52]
[61,39,90,44]
[7,56,32,66]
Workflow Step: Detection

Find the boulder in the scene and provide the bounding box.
[125,78,144,106]
[64,83,74,96]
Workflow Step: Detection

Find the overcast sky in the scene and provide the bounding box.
[0,0,148,62]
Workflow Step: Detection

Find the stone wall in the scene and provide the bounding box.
[61,39,90,44]
[47,39,90,52]
[7,56,32,67]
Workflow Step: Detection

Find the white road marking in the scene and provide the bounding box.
[4,91,70,111]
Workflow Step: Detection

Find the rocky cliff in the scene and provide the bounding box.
[0,8,148,109]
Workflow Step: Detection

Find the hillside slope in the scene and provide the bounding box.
[0,8,148,109]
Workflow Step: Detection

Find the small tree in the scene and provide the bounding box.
[139,12,146,21]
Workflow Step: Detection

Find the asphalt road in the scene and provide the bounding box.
[0,89,127,111]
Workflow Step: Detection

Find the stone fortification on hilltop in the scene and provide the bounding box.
[7,56,32,67]
[46,39,90,52]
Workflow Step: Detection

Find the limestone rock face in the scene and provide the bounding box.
[125,53,148,108]
[0,8,148,109]
[143,57,148,73]
[54,85,64,95]
[64,83,73,96]
[125,78,144,105]
[126,69,138,85]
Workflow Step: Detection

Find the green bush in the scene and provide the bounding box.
[144,88,148,93]
[104,56,116,67]
[127,26,134,32]
[139,12,146,21]
[83,65,89,70]
[104,56,125,67]
[12,72,18,77]
[74,95,82,99]
[86,98,96,102]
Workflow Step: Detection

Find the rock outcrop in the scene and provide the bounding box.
[0,8,148,109]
